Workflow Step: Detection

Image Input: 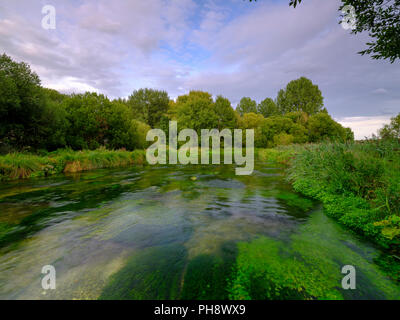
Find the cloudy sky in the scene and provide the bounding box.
[0,0,399,139]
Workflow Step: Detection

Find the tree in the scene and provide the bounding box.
[238,112,267,147]
[257,98,279,117]
[276,77,324,115]
[64,92,141,150]
[214,95,238,130]
[127,88,169,128]
[379,113,400,139]
[176,91,219,134]
[285,111,309,126]
[236,97,257,116]
[239,112,265,129]
[307,112,352,142]
[260,116,295,147]
[0,53,66,150]
[289,123,309,144]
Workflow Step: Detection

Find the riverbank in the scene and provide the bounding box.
[288,140,399,252]
[0,148,146,181]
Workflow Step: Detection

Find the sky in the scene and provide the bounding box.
[0,0,399,139]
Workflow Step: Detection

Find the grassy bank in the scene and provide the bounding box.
[0,148,146,181]
[280,140,400,252]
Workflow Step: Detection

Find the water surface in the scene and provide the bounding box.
[0,163,398,299]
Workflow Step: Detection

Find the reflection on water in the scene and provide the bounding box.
[0,163,398,300]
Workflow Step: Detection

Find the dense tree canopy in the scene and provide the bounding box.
[64,93,149,150]
[127,88,169,128]
[236,97,257,116]
[257,98,279,117]
[276,77,324,115]
[0,54,355,153]
[0,53,64,150]
[214,95,238,130]
[174,91,238,134]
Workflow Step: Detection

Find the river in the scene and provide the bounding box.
[0,162,399,299]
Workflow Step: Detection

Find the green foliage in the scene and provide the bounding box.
[257,98,279,117]
[64,93,144,151]
[256,145,300,165]
[0,54,354,154]
[0,149,146,181]
[0,53,64,151]
[127,88,170,127]
[175,91,238,135]
[260,116,294,147]
[340,1,400,63]
[214,95,238,130]
[236,97,257,116]
[273,133,294,146]
[239,112,265,129]
[176,91,218,134]
[307,112,350,143]
[379,113,400,139]
[276,77,324,115]
[287,140,400,249]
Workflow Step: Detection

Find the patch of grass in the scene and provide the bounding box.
[0,148,146,181]
[256,145,305,165]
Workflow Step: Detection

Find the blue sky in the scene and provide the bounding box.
[0,0,399,139]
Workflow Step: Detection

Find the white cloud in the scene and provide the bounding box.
[372,88,388,94]
[337,116,392,140]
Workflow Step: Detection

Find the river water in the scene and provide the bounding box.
[0,162,399,299]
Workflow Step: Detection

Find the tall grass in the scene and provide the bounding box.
[256,145,306,165]
[0,148,146,181]
[286,139,400,250]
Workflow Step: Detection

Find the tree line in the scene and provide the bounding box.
[0,53,354,154]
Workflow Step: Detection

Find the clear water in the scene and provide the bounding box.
[0,163,398,299]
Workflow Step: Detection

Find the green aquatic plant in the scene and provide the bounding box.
[180,242,237,300]
[228,237,342,300]
[276,191,314,212]
[228,209,400,300]
[99,244,187,300]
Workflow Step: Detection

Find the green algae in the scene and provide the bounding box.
[181,241,237,300]
[276,191,314,212]
[228,208,400,300]
[99,244,187,300]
